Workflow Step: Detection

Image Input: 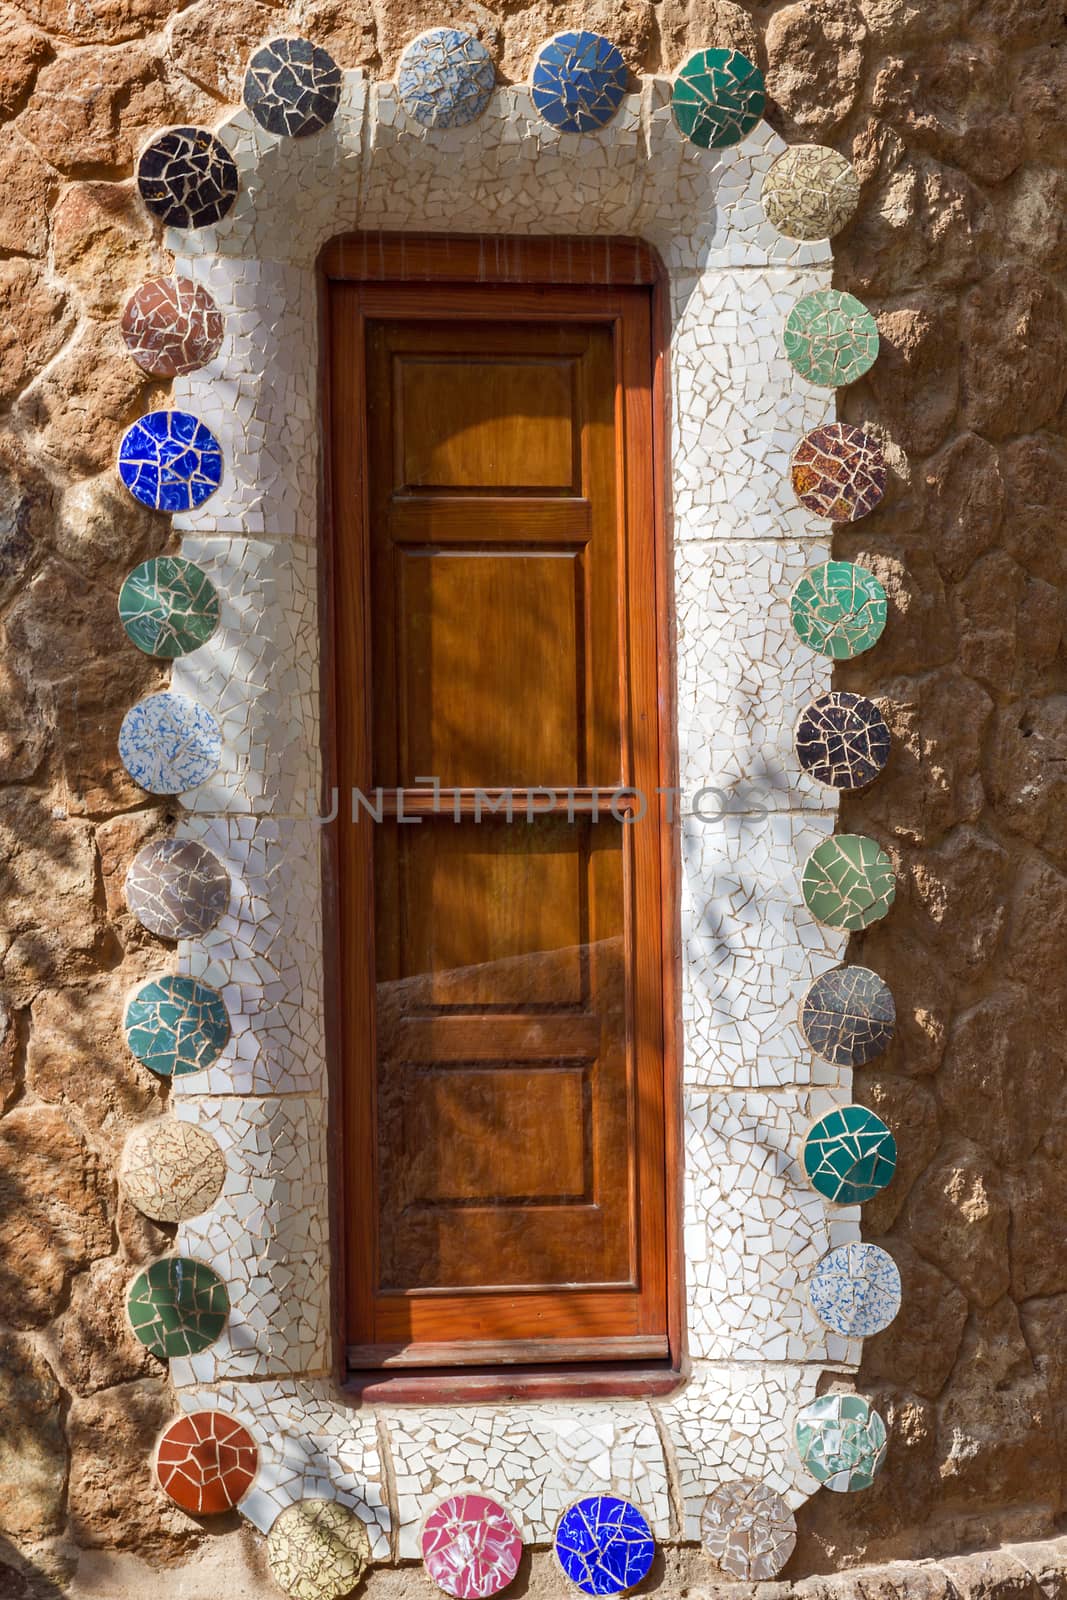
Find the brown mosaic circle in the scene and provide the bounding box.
[790,423,887,522]
[125,838,231,940]
[120,1119,227,1223]
[762,144,860,240]
[121,277,224,378]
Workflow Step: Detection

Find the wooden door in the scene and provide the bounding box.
[331,276,668,1368]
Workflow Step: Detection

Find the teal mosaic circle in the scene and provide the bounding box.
[783,290,879,387]
[794,1394,888,1491]
[118,556,220,658]
[672,49,765,150]
[802,833,896,931]
[803,1104,897,1205]
[790,561,887,660]
[124,974,230,1078]
[127,1257,229,1358]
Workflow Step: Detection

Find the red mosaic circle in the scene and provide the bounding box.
[155,1410,257,1514]
[421,1493,523,1598]
[121,276,224,378]
[790,422,887,523]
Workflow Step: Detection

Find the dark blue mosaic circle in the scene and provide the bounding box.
[531,32,627,132]
[243,37,343,138]
[124,974,230,1078]
[795,690,891,790]
[137,127,238,230]
[118,411,223,514]
[397,28,495,129]
[555,1497,655,1596]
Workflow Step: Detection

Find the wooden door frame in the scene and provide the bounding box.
[319,233,684,1404]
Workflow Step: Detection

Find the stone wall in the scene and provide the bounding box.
[0,0,1065,1593]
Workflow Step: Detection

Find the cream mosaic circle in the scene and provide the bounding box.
[762,144,860,241]
[699,1479,796,1581]
[120,1119,226,1223]
[267,1499,372,1600]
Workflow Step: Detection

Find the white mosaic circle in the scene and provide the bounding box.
[118,692,222,795]
[267,1499,371,1600]
[809,1242,901,1339]
[699,1479,796,1581]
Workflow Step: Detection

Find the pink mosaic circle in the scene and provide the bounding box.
[121,276,224,378]
[421,1493,523,1599]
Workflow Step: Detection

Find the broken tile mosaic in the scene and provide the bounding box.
[127,1257,230,1359]
[699,1479,796,1581]
[800,965,896,1068]
[243,38,343,139]
[119,556,220,658]
[794,1394,888,1492]
[809,1242,901,1338]
[125,837,231,939]
[119,692,222,795]
[802,834,896,931]
[762,145,860,240]
[790,423,887,522]
[783,290,880,387]
[118,410,224,515]
[672,49,765,149]
[554,1496,655,1596]
[137,127,239,229]
[802,1104,897,1205]
[266,1498,371,1600]
[124,974,230,1078]
[790,560,888,659]
[120,1119,226,1223]
[530,32,627,133]
[122,277,224,377]
[397,29,495,129]
[421,1493,523,1598]
[156,1409,258,1514]
[794,691,891,790]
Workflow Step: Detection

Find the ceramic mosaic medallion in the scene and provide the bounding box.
[802,1104,897,1205]
[783,290,880,387]
[118,410,223,514]
[121,277,224,378]
[421,1493,524,1598]
[795,691,891,790]
[790,423,887,522]
[119,692,222,795]
[397,29,495,129]
[802,834,896,931]
[124,974,230,1078]
[155,1410,257,1514]
[790,561,888,660]
[125,837,231,939]
[127,1257,229,1358]
[794,1394,888,1492]
[699,1479,796,1581]
[244,38,343,138]
[810,1242,902,1339]
[800,965,896,1067]
[137,127,239,229]
[119,556,220,659]
[554,1496,655,1596]
[267,1500,371,1600]
[531,32,627,132]
[762,144,860,240]
[672,49,765,150]
[120,1119,226,1223]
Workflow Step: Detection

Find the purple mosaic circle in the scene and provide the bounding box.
[124,838,231,940]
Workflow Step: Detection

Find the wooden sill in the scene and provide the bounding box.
[343,1359,685,1406]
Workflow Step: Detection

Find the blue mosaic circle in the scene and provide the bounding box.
[554,1497,655,1596]
[397,29,495,129]
[531,32,627,133]
[119,692,222,795]
[124,975,230,1078]
[118,410,223,514]
[810,1242,901,1339]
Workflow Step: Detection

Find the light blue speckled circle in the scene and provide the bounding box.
[809,1242,901,1338]
[397,29,495,129]
[118,692,222,795]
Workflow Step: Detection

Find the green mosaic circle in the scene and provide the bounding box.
[790,560,887,660]
[802,833,896,931]
[783,290,879,387]
[802,1103,897,1205]
[672,49,765,149]
[124,974,230,1078]
[126,1257,229,1358]
[795,1393,888,1491]
[118,555,220,658]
